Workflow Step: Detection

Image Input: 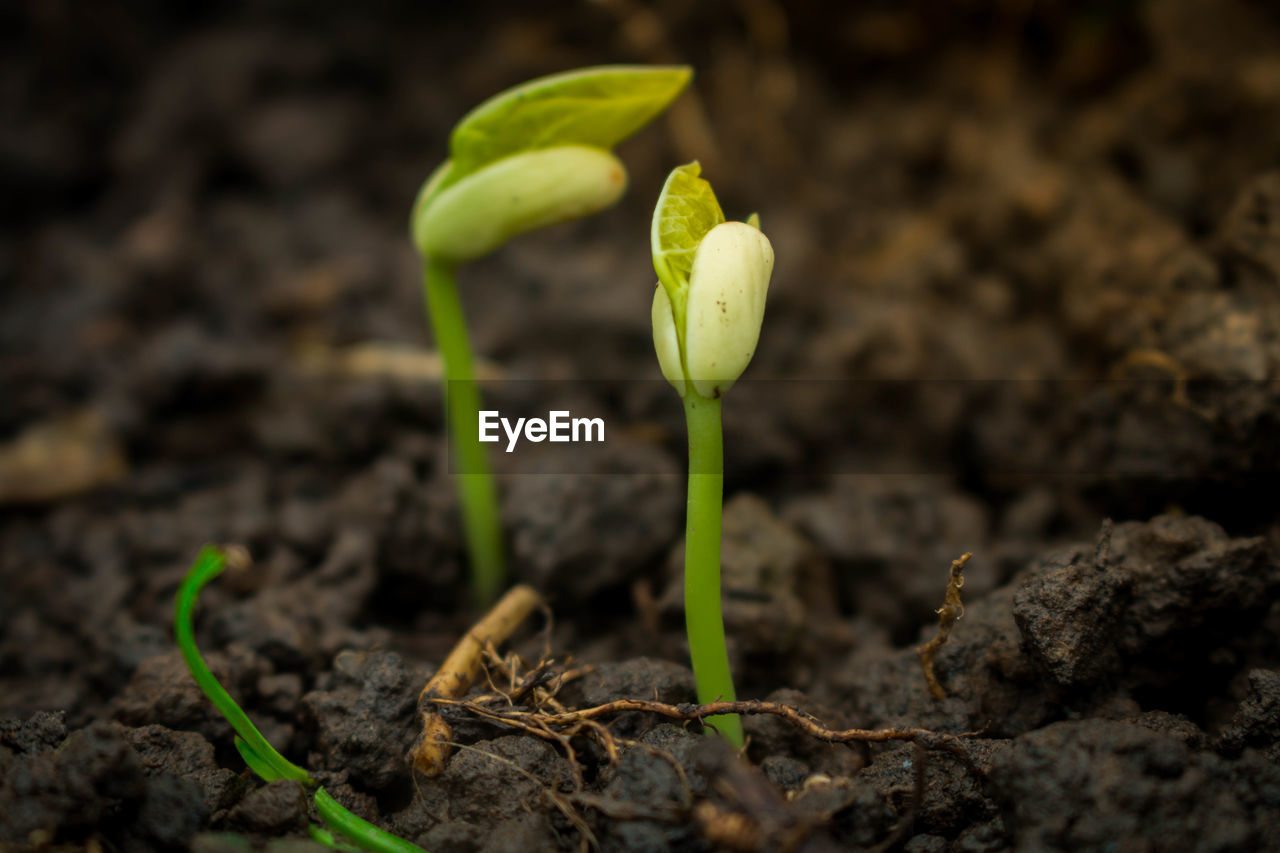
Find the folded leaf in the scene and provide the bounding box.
[448,65,691,185]
[651,161,725,312]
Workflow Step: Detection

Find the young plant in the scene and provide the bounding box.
[175,546,425,853]
[650,162,774,748]
[410,65,692,607]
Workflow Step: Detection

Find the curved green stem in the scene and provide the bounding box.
[315,789,423,853]
[423,257,505,607]
[174,547,313,786]
[681,394,743,747]
[175,546,427,853]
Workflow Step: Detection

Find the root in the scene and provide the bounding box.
[917,553,971,699]
[409,584,543,776]
[430,695,974,752]
[430,650,978,852]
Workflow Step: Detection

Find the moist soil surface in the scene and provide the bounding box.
[5,2,1280,851]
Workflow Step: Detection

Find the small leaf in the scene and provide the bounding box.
[447,65,691,184]
[175,547,315,788]
[651,161,725,305]
[315,788,427,853]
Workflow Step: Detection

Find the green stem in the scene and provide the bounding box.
[175,547,427,853]
[315,789,424,853]
[174,547,314,786]
[681,394,743,748]
[423,257,505,608]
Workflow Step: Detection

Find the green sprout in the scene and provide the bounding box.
[410,66,692,607]
[650,162,774,748]
[175,546,427,853]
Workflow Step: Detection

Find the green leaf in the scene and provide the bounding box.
[175,548,428,853]
[651,161,725,303]
[174,546,314,788]
[448,65,691,184]
[235,736,282,782]
[315,788,427,853]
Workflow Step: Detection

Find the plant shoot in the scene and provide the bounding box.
[411,65,691,606]
[650,162,774,747]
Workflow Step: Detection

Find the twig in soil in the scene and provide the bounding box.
[410,584,543,776]
[917,553,971,700]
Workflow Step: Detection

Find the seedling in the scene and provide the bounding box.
[175,546,426,853]
[410,65,692,606]
[650,162,775,747]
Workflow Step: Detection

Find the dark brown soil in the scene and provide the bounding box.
[5,1,1280,850]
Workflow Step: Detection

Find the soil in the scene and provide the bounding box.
[5,1,1280,851]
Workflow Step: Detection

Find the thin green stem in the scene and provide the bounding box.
[423,257,505,608]
[175,546,427,853]
[681,394,743,748]
[315,789,424,853]
[174,546,313,786]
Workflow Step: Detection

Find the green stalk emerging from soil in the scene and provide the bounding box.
[422,258,503,607]
[681,394,743,745]
[410,66,691,607]
[175,546,426,853]
[651,163,775,748]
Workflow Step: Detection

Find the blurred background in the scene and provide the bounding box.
[3,0,1280,712]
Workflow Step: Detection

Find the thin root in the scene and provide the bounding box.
[917,553,971,700]
[431,696,974,752]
